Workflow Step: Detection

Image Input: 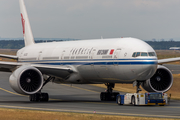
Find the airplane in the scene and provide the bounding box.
[169,47,180,50]
[0,0,180,102]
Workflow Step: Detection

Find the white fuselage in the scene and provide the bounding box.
[17,37,158,84]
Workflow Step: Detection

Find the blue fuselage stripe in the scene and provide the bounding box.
[18,58,158,65]
[37,61,157,65]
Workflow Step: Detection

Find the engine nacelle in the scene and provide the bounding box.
[9,65,43,95]
[141,65,173,93]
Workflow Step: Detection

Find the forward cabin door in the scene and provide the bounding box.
[114,48,121,65]
[38,51,43,60]
[113,48,125,79]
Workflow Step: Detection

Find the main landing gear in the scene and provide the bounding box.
[100,83,119,101]
[29,76,55,102]
[29,93,49,102]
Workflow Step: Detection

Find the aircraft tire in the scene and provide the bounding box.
[41,93,49,101]
[131,95,136,106]
[117,95,123,105]
[30,93,49,102]
[111,92,119,101]
[100,92,105,101]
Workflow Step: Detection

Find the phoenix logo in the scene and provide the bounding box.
[110,49,114,55]
[21,13,25,35]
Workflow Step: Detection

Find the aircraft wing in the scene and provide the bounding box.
[0,61,21,72]
[158,57,180,64]
[0,54,18,60]
[0,60,75,78]
[31,64,75,78]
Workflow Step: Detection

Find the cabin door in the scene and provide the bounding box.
[113,48,125,79]
[114,49,121,65]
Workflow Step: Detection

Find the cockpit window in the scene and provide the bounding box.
[148,52,156,56]
[132,52,136,57]
[136,52,140,57]
[132,52,156,57]
[141,52,148,56]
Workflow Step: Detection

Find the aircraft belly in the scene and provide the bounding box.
[78,64,138,83]
[94,65,110,78]
[77,64,157,83]
[77,65,98,79]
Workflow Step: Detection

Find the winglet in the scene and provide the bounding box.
[19,0,35,46]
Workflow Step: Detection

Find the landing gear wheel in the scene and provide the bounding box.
[117,96,123,105]
[100,92,105,101]
[29,93,49,102]
[29,93,40,102]
[131,96,136,106]
[100,92,119,101]
[111,92,119,101]
[100,92,110,101]
[100,83,119,101]
[41,93,49,101]
[29,76,53,102]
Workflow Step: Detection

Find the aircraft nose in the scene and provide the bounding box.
[137,60,158,80]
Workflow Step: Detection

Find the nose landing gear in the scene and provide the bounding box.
[100,83,119,101]
[133,80,142,93]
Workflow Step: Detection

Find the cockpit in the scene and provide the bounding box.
[132,52,156,57]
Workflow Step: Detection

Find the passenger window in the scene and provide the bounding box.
[72,49,76,55]
[141,52,148,56]
[84,49,87,54]
[81,48,84,54]
[132,52,136,57]
[75,49,78,54]
[78,48,82,54]
[136,52,140,57]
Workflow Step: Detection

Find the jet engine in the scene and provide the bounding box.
[9,65,43,95]
[141,65,173,93]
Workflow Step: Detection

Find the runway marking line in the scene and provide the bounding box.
[61,84,99,93]
[0,104,179,118]
[0,87,26,97]
[0,86,180,118]
[85,102,116,105]
[86,102,180,108]
[1,86,180,110]
[0,87,61,101]
[161,106,180,109]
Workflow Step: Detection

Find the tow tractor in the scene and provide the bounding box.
[116,81,170,106]
[116,92,169,106]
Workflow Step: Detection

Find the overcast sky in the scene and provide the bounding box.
[0,0,180,40]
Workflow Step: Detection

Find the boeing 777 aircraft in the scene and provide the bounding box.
[0,0,179,102]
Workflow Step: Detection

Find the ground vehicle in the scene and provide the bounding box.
[116,92,168,106]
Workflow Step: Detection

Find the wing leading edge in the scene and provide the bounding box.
[0,61,75,79]
[158,57,180,64]
[31,64,75,78]
[0,54,18,60]
[0,61,20,72]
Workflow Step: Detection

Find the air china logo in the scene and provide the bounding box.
[21,13,25,35]
[110,49,114,55]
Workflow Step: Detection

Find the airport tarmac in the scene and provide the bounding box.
[0,64,180,119]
